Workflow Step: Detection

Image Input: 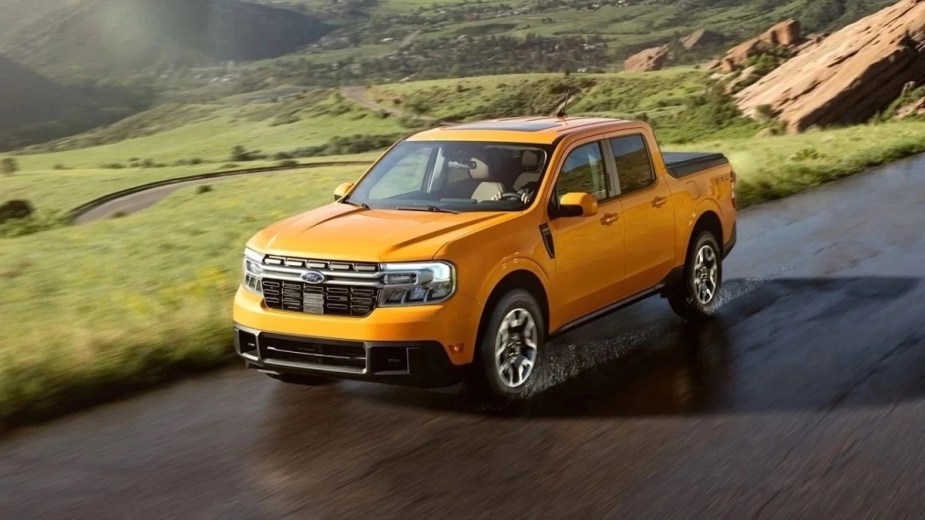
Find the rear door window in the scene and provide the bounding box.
[610,135,655,194]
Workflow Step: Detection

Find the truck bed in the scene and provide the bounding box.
[662,151,729,179]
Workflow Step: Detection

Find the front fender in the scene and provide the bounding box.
[474,255,552,306]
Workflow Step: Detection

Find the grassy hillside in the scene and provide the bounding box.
[11,91,407,171]
[221,0,900,89]
[0,0,332,77]
[0,55,151,151]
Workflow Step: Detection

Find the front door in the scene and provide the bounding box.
[608,134,676,296]
[548,140,626,326]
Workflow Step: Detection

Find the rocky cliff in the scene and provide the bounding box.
[624,46,670,72]
[736,0,925,132]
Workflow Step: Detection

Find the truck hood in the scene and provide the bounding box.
[248,203,513,262]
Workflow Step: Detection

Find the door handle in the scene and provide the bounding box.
[651,196,668,208]
[600,213,619,225]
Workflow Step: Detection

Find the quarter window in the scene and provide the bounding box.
[556,142,608,201]
[611,135,655,194]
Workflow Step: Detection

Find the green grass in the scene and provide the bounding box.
[371,69,704,118]
[0,166,362,426]
[0,153,381,217]
[674,120,925,207]
[10,92,404,171]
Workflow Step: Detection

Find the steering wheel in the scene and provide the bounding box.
[498,192,524,201]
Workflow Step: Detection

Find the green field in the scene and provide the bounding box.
[675,120,925,206]
[0,154,381,218]
[10,92,404,171]
[371,69,705,118]
[0,166,360,425]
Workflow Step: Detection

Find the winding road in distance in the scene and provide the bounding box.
[6,155,925,518]
[73,161,371,225]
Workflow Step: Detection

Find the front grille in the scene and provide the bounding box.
[262,279,379,316]
[261,334,367,370]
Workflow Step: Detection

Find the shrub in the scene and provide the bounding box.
[0,199,34,223]
[755,104,774,121]
[790,147,823,161]
[277,159,300,168]
[196,185,214,194]
[101,163,126,169]
[1,157,19,175]
[230,145,267,162]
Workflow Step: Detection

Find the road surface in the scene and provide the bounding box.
[339,86,407,118]
[73,162,370,224]
[4,155,925,518]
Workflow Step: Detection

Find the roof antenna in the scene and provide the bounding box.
[556,89,572,118]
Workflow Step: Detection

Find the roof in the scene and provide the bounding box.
[406,116,638,145]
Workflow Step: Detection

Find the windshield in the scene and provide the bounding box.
[346,141,553,212]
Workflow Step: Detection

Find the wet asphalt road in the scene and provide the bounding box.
[4,155,925,519]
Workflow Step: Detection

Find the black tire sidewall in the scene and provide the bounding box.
[475,289,546,402]
[676,231,723,318]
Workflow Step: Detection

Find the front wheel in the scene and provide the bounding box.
[468,289,545,403]
[668,231,723,320]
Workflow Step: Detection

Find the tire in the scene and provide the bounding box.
[467,289,545,403]
[268,373,331,386]
[668,231,723,321]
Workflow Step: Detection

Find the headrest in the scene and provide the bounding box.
[469,156,491,180]
[522,151,540,170]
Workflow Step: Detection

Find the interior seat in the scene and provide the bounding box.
[468,156,505,202]
[513,151,542,190]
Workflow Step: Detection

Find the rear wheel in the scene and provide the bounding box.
[668,231,722,320]
[468,289,545,403]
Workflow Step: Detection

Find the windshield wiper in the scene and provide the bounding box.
[341,198,370,210]
[395,204,459,214]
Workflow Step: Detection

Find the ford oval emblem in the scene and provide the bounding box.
[301,270,326,284]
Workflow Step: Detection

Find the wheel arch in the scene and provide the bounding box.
[691,210,723,251]
[476,270,550,355]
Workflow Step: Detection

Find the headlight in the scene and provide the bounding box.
[379,261,455,306]
[242,248,264,294]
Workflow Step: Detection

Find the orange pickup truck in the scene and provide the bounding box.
[233,117,737,401]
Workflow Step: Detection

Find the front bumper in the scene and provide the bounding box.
[234,324,465,388]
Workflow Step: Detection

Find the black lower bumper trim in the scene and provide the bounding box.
[234,327,464,388]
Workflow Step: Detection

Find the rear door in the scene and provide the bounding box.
[606,133,676,296]
[548,138,626,325]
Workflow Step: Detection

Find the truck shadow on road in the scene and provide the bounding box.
[343,276,925,417]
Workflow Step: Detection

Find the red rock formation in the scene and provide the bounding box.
[680,29,725,50]
[710,19,801,72]
[736,0,925,132]
[896,96,925,118]
[624,45,670,72]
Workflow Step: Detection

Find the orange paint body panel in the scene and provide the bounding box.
[232,117,736,386]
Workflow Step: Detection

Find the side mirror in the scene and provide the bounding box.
[333,182,354,201]
[557,192,598,217]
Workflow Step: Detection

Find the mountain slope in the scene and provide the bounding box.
[0,55,72,125]
[0,0,332,76]
[0,55,150,151]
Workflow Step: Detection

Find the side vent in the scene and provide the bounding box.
[539,224,555,259]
